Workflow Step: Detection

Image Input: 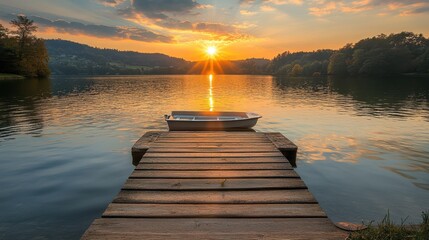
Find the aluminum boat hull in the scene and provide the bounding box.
[165,111,261,131]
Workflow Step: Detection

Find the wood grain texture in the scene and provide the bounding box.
[140,157,290,164]
[160,132,266,137]
[146,147,278,153]
[114,189,316,204]
[148,142,276,148]
[103,203,326,218]
[144,152,284,158]
[122,178,306,190]
[130,170,299,178]
[155,138,272,143]
[136,163,293,170]
[82,218,348,240]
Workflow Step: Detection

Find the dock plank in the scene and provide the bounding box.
[155,138,272,143]
[82,218,348,240]
[141,157,289,164]
[114,189,316,204]
[148,142,276,148]
[103,203,326,218]
[130,170,299,178]
[146,147,278,153]
[144,152,284,158]
[136,163,292,170]
[122,178,306,190]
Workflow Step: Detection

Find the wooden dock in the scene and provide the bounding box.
[82,131,347,239]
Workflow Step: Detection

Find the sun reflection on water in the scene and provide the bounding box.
[209,74,214,111]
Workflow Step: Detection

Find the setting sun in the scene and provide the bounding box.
[206,46,217,57]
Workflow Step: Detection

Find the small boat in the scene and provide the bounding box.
[164,111,262,131]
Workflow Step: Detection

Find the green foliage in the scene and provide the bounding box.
[46,39,190,75]
[337,32,429,76]
[348,211,429,240]
[271,32,429,77]
[328,52,348,76]
[0,24,8,39]
[270,50,333,76]
[0,17,50,78]
[291,64,303,76]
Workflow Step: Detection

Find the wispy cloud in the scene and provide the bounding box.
[21,15,173,43]
[240,10,258,15]
[241,0,303,5]
[308,0,429,17]
[97,0,125,7]
[309,1,337,16]
[260,5,276,11]
[117,0,247,40]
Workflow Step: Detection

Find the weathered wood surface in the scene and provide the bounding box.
[141,157,289,164]
[130,170,299,178]
[265,132,298,167]
[136,163,293,170]
[114,190,316,204]
[143,152,284,158]
[82,218,347,240]
[83,131,346,239]
[103,203,326,218]
[122,178,306,190]
[146,147,278,152]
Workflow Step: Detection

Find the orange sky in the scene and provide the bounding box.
[1,0,428,60]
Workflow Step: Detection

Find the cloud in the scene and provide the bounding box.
[240,10,258,15]
[29,15,173,42]
[309,1,337,16]
[120,0,246,39]
[240,0,303,6]
[260,5,276,11]
[308,0,429,17]
[266,0,303,5]
[131,0,200,19]
[195,22,237,34]
[97,0,125,7]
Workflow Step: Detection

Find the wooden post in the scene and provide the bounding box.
[265,132,298,167]
[131,131,161,166]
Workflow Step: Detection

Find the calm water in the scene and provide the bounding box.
[0,75,428,239]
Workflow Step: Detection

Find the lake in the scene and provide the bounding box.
[0,75,428,239]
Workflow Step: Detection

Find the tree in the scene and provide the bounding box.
[290,64,303,76]
[10,15,38,57]
[347,49,365,75]
[0,24,8,39]
[328,53,348,76]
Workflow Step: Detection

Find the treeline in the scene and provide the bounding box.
[269,50,333,76]
[0,16,50,77]
[269,32,429,77]
[46,39,190,75]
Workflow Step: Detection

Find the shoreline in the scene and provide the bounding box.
[0,73,25,80]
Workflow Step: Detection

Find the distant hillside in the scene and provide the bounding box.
[45,39,271,75]
[45,40,191,75]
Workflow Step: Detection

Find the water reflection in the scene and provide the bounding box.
[0,78,51,141]
[0,75,428,239]
[273,75,429,120]
[209,74,214,111]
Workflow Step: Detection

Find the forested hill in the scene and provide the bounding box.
[269,32,429,77]
[45,40,191,75]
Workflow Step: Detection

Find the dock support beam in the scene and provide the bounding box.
[131,131,161,166]
[265,132,298,167]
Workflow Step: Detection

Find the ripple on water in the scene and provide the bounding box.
[0,75,428,239]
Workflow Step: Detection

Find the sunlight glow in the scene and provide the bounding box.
[209,74,214,111]
[206,46,217,57]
